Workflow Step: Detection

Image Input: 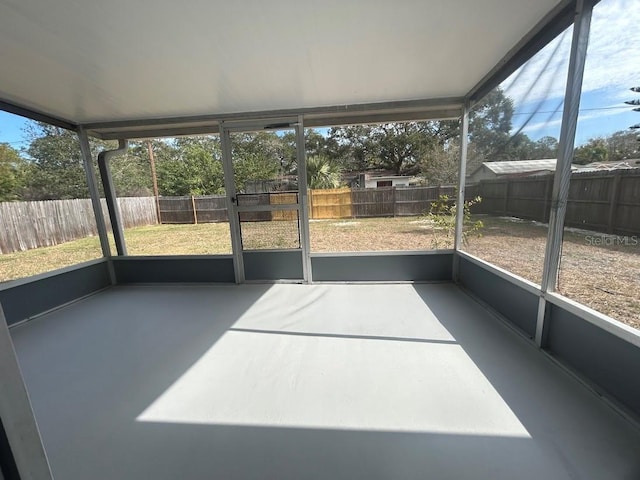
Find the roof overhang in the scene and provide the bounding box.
[0,0,583,138]
[82,96,465,140]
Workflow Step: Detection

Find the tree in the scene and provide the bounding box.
[306,155,343,189]
[424,194,483,248]
[418,143,459,186]
[574,138,609,165]
[21,122,156,199]
[107,141,155,197]
[532,136,559,159]
[0,143,26,201]
[156,136,224,196]
[468,87,515,162]
[324,90,517,178]
[463,88,562,170]
[606,130,640,161]
[327,125,374,172]
[231,132,282,193]
[22,123,90,200]
[280,129,331,174]
[368,123,438,174]
[328,121,457,175]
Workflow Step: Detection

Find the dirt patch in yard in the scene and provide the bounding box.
[310,217,453,252]
[464,216,640,330]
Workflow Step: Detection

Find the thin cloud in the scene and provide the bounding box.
[516,108,626,135]
[500,0,640,108]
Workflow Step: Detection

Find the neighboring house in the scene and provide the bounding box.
[467,159,563,183]
[364,175,413,188]
[347,172,415,188]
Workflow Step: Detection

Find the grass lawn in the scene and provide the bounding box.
[1,216,638,329]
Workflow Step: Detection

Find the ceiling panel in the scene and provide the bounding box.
[0,0,563,125]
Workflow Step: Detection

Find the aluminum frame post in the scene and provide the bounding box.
[77,128,111,260]
[220,123,245,283]
[97,140,129,256]
[536,0,594,345]
[0,305,54,480]
[295,115,312,283]
[452,101,470,282]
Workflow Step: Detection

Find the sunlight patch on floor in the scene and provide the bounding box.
[137,329,530,437]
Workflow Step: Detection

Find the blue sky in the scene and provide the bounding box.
[504,0,640,144]
[1,0,638,150]
[0,111,30,150]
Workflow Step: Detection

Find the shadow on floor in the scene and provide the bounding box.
[9,283,640,480]
[412,283,640,480]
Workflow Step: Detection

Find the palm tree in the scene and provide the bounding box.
[306,155,343,189]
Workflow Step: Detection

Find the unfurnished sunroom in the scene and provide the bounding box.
[0,0,639,479]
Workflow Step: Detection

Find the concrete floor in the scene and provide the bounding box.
[10,283,640,479]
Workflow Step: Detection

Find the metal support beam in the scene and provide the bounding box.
[83,96,464,139]
[77,128,115,275]
[78,131,110,256]
[97,140,129,256]
[536,0,594,346]
[0,305,54,480]
[220,123,245,284]
[0,99,76,131]
[468,0,579,104]
[296,115,313,283]
[452,100,470,282]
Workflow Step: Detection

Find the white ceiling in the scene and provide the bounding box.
[0,0,562,125]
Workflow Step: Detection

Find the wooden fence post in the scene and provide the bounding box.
[191,195,198,225]
[503,180,510,216]
[607,173,622,234]
[392,187,397,217]
[543,175,553,223]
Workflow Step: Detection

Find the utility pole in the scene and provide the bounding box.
[147,140,162,223]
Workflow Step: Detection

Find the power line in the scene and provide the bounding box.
[0,139,29,146]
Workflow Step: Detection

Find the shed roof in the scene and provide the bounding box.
[575,160,640,172]
[481,159,559,175]
[0,0,573,138]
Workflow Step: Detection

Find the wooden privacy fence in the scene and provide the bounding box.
[0,197,157,254]
[467,170,640,235]
[158,186,455,224]
[5,172,636,254]
[158,193,299,224]
[309,186,455,219]
[309,188,352,218]
[465,176,554,222]
[158,196,228,224]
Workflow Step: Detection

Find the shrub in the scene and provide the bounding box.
[424,194,483,248]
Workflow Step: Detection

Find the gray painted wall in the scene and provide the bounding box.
[545,304,640,417]
[243,251,303,281]
[311,253,453,282]
[0,260,111,326]
[458,254,640,419]
[458,256,538,337]
[113,256,235,284]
